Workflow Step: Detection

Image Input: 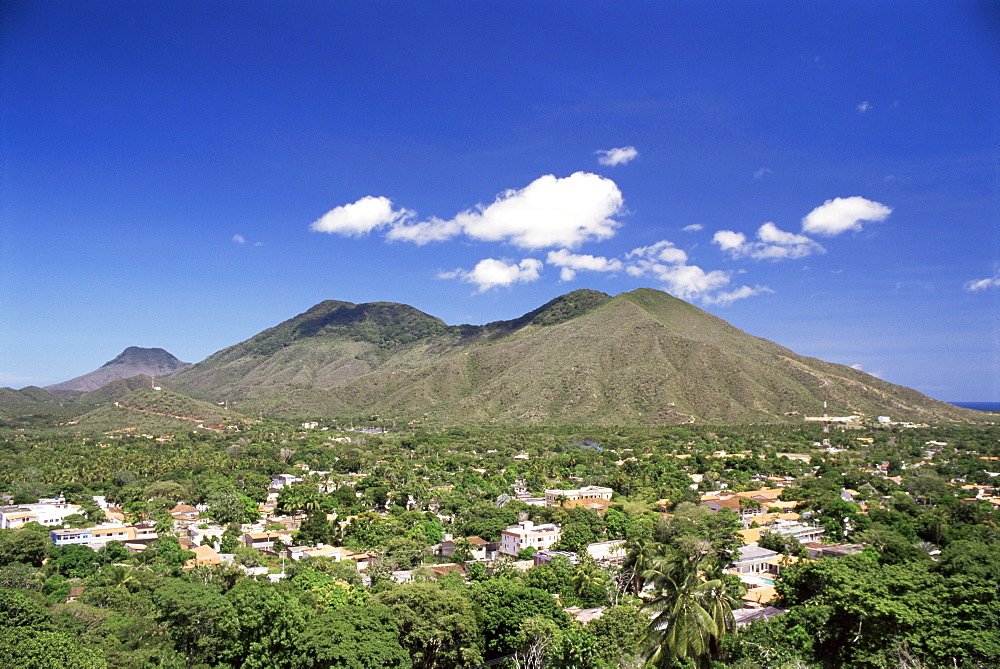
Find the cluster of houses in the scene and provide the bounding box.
[5,459,991,622]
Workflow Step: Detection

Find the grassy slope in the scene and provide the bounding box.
[67,389,250,433]
[158,288,979,426]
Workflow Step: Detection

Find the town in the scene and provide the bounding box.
[1,418,997,667]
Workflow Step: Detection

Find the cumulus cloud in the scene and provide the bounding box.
[388,172,624,250]
[546,249,623,281]
[702,285,774,306]
[596,146,638,166]
[648,264,731,300]
[714,223,824,261]
[801,196,892,236]
[232,234,246,244]
[385,217,461,245]
[624,241,730,300]
[712,230,746,253]
[627,240,688,265]
[964,271,1000,292]
[440,258,543,293]
[857,101,872,113]
[311,195,413,237]
[682,224,704,232]
[753,167,772,180]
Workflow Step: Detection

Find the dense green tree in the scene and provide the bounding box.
[570,556,610,607]
[0,526,51,567]
[296,604,412,669]
[471,578,567,658]
[0,588,52,628]
[226,579,309,668]
[587,604,647,666]
[776,549,1000,666]
[136,536,195,575]
[374,582,483,668]
[296,508,335,546]
[385,535,426,569]
[0,628,107,669]
[152,580,238,667]
[96,540,129,564]
[47,544,102,578]
[290,568,368,610]
[206,489,259,525]
[0,562,43,590]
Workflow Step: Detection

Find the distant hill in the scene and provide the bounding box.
[74,374,161,407]
[0,385,62,409]
[46,347,190,393]
[67,388,250,433]
[164,288,979,426]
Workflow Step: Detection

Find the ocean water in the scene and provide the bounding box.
[948,402,1000,413]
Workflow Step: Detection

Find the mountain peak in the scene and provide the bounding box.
[102,346,186,368]
[47,347,190,392]
[240,299,449,356]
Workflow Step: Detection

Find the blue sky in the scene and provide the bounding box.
[2,1,997,401]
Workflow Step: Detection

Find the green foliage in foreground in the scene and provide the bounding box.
[0,422,997,667]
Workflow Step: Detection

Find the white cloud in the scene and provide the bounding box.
[388,172,624,250]
[964,271,1000,292]
[232,234,246,244]
[753,167,772,180]
[651,264,731,300]
[712,230,746,253]
[627,240,688,264]
[801,196,892,236]
[440,258,543,293]
[625,241,730,300]
[596,146,638,166]
[702,285,773,306]
[546,249,623,281]
[714,223,824,261]
[754,223,825,259]
[682,223,703,232]
[857,101,872,113]
[311,196,413,237]
[385,217,462,245]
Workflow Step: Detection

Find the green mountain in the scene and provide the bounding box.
[164,288,976,425]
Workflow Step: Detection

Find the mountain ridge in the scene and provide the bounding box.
[161,288,978,426]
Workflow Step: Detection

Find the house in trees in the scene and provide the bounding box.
[499,520,561,556]
[544,486,613,507]
[1,501,82,529]
[183,543,223,570]
[438,535,489,560]
[243,530,292,552]
[50,523,133,547]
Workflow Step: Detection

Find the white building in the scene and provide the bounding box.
[1,502,82,530]
[544,486,613,507]
[499,520,561,556]
[50,523,133,547]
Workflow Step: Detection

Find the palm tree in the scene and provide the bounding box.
[623,536,661,594]
[570,557,606,601]
[453,538,474,562]
[641,548,741,668]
